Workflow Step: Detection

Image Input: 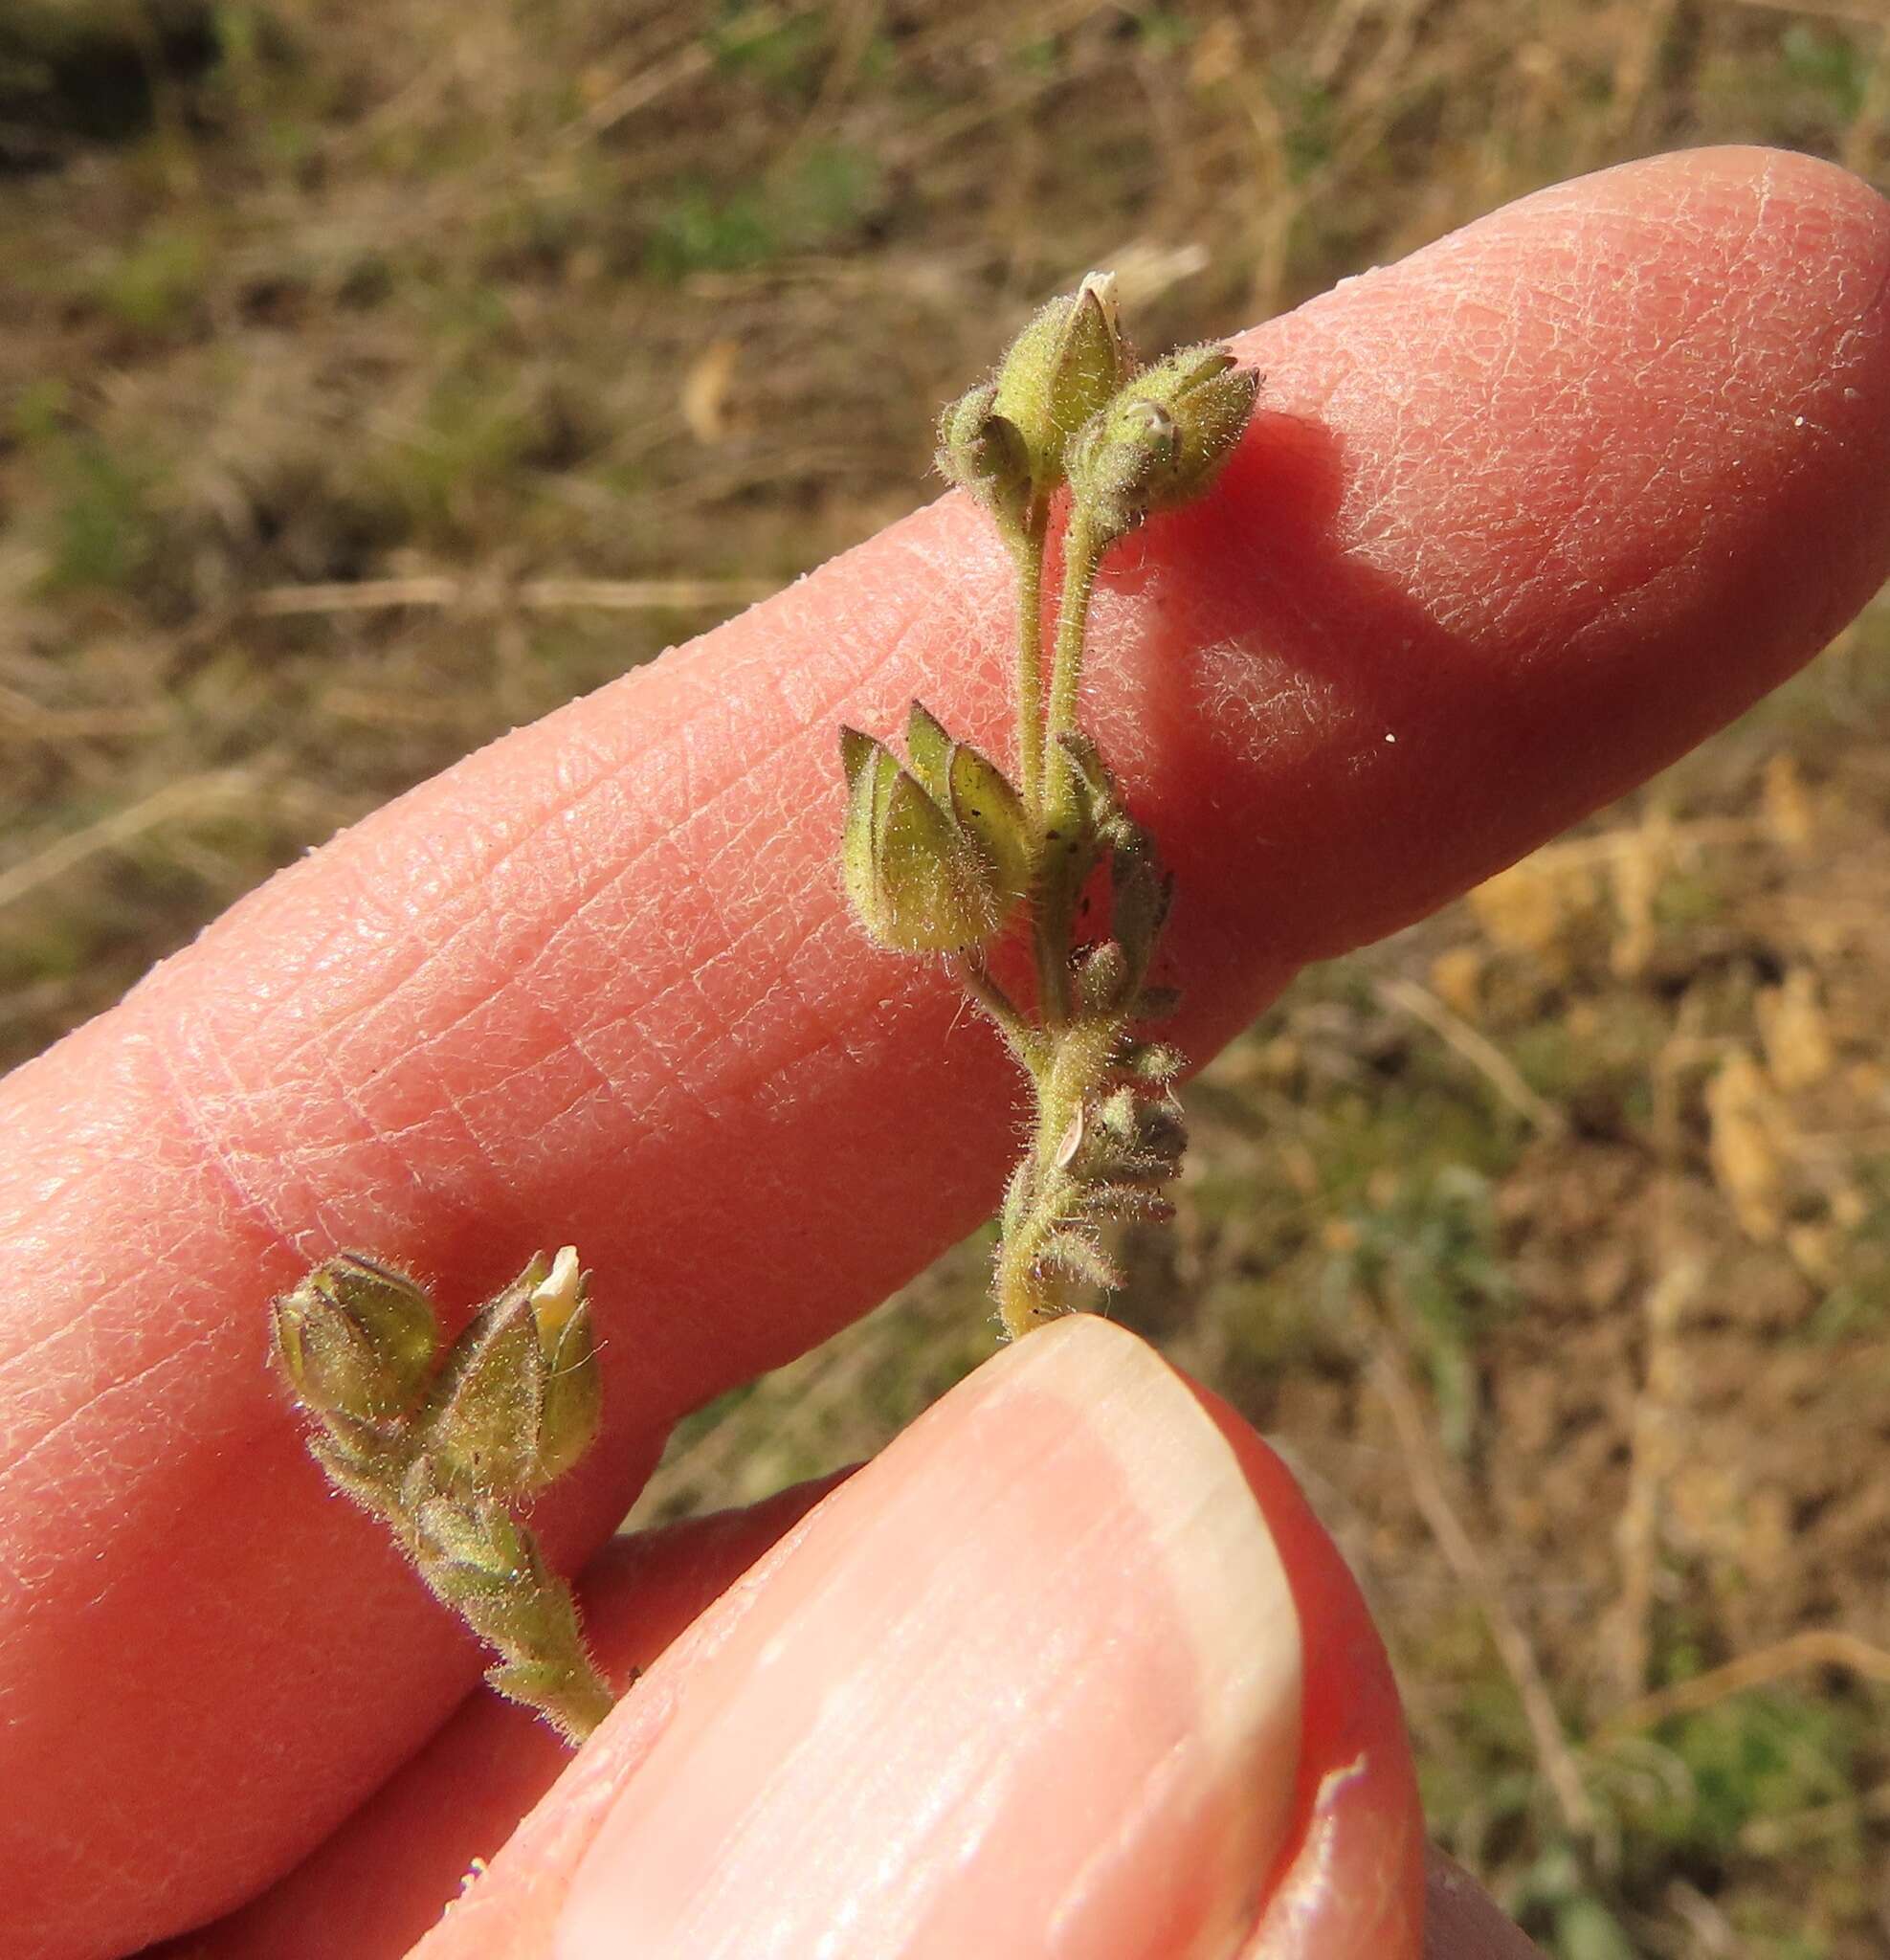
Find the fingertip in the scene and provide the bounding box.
[546,1317,1304,1959]
[417,1323,1421,1960]
[1183,1383,1424,1958]
[1132,145,1890,989]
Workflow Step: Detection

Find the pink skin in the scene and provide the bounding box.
[0,145,1887,1958]
[177,1366,1428,1960]
[168,1480,849,1959]
[409,1321,1414,1960]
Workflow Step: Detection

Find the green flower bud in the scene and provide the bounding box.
[429,1247,602,1496]
[1123,1040,1186,1085]
[839,722,1027,954]
[271,1252,440,1427]
[1111,853,1173,976]
[429,1295,541,1495]
[990,272,1133,497]
[531,1247,602,1488]
[1073,939,1131,1015]
[935,380,1032,532]
[1066,345,1258,545]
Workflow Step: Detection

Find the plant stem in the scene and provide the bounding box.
[506,1656,616,1744]
[1042,513,1103,823]
[1031,889,1073,1031]
[306,1422,615,1742]
[949,949,1042,1074]
[991,1004,1130,1338]
[1021,513,1106,1035]
[1010,499,1050,822]
[475,1565,618,1745]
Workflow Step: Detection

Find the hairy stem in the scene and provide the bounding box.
[992,1007,1128,1338]
[307,1421,615,1743]
[949,948,1042,1074]
[1042,513,1103,823]
[879,281,1247,1342]
[1011,498,1050,821]
[1023,513,1106,1032]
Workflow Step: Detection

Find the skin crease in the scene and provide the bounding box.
[0,145,1885,1955]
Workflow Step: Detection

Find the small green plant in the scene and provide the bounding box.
[1323,1163,1515,1456]
[840,275,1257,1338]
[270,277,1256,1739]
[271,1247,613,1741]
[40,438,158,594]
[643,145,883,281]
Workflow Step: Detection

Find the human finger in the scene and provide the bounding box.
[411,1320,1420,1959]
[159,1480,841,1960]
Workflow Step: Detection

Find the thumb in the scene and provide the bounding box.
[415,1318,1421,1959]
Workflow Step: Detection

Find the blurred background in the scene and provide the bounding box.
[4,2,1888,1952]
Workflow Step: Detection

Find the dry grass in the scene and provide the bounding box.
[5,3,1890,1953]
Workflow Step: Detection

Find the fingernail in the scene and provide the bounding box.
[555,1318,1302,1958]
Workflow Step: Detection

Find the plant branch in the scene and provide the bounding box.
[1042,512,1103,820]
[948,948,1042,1073]
[1011,499,1051,821]
[849,276,1256,1341]
[273,1250,616,1743]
